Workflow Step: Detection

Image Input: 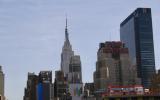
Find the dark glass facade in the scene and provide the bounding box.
[120,8,156,87]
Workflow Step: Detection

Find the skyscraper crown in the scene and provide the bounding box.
[65,17,69,42]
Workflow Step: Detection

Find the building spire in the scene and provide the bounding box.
[65,16,69,42]
[66,16,68,29]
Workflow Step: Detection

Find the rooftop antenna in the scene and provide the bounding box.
[65,13,68,29]
[65,14,69,41]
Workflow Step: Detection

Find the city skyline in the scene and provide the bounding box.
[0,0,160,100]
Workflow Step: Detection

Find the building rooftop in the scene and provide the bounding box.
[120,8,151,27]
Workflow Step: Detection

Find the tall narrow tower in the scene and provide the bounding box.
[61,18,74,76]
[0,66,4,97]
[59,18,83,100]
[120,8,156,87]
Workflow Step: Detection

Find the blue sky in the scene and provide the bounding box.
[0,0,160,100]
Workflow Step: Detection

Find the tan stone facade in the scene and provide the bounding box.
[94,41,140,91]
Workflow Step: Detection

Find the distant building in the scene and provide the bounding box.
[0,66,4,100]
[23,71,54,100]
[94,41,140,92]
[120,8,156,87]
[84,83,95,96]
[68,55,83,100]
[37,71,53,100]
[54,70,70,100]
[150,69,160,94]
[83,83,96,100]
[38,71,52,83]
[23,73,38,100]
[61,18,74,77]
[37,82,53,100]
[68,55,82,83]
[59,18,83,100]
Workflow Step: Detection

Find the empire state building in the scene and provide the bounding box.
[59,19,83,99]
[61,19,74,76]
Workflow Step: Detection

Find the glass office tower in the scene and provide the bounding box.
[120,8,156,87]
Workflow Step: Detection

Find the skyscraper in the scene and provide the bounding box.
[0,66,4,99]
[68,55,82,83]
[23,71,54,100]
[120,8,156,87]
[94,41,140,92]
[61,18,74,77]
[68,55,83,100]
[23,73,38,100]
[59,18,83,100]
[54,70,69,100]
[37,71,53,100]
